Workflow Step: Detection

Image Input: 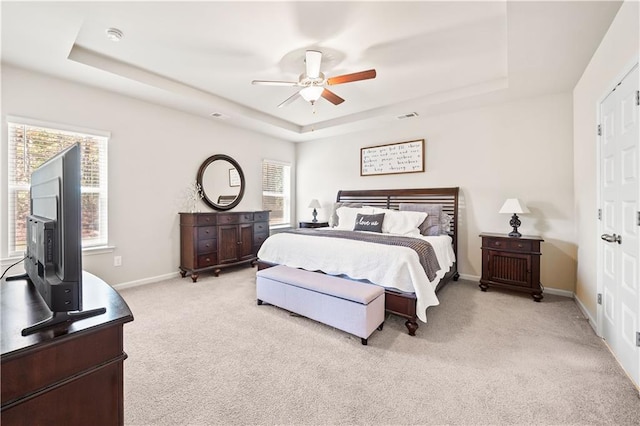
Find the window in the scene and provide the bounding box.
[262,160,291,227]
[7,118,109,255]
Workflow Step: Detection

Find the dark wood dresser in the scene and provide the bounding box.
[1,272,133,425]
[179,211,270,282]
[479,233,543,301]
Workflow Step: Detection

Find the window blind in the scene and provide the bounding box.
[7,120,109,255]
[262,160,291,226]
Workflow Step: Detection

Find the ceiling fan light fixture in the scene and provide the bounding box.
[300,86,324,102]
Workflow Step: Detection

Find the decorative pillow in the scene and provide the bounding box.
[353,213,385,233]
[440,213,452,234]
[329,202,363,228]
[335,206,374,230]
[399,203,442,236]
[370,208,427,235]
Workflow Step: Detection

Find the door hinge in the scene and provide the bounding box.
[636,90,639,106]
[637,211,640,226]
[598,209,602,220]
[597,293,602,305]
[597,124,602,136]
[636,332,640,347]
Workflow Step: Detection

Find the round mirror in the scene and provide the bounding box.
[196,154,245,211]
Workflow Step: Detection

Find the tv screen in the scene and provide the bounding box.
[26,143,83,312]
[18,143,105,335]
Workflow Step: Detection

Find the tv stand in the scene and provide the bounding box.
[4,273,28,281]
[22,307,107,336]
[1,271,133,425]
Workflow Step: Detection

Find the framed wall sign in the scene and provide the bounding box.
[360,139,425,176]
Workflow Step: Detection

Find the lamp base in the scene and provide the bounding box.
[312,209,318,223]
[508,213,522,238]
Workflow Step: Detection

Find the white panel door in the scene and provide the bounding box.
[599,64,639,387]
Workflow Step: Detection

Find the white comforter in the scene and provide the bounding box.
[257,230,455,322]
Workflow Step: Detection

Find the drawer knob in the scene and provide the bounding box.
[518,244,524,248]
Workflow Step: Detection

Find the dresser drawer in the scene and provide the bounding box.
[196,214,217,226]
[254,211,269,222]
[254,233,268,246]
[197,238,217,254]
[197,253,218,268]
[197,226,217,239]
[507,239,532,252]
[238,213,254,223]
[484,236,533,252]
[254,222,269,235]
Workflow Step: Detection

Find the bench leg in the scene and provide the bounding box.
[361,338,368,345]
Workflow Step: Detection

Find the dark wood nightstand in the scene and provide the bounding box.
[299,221,329,229]
[479,233,543,302]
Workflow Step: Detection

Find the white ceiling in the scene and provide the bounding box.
[1,1,622,142]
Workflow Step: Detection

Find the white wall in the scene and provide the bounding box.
[1,65,295,286]
[573,0,639,319]
[296,92,577,292]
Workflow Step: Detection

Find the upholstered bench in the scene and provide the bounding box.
[256,265,385,345]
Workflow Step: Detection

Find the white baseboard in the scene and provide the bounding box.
[543,287,574,298]
[458,273,479,281]
[457,273,573,299]
[112,271,179,290]
[574,294,598,334]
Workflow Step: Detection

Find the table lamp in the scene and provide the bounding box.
[308,199,321,223]
[499,198,530,237]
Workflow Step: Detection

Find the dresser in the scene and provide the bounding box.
[479,233,543,301]
[179,211,270,282]
[1,272,133,425]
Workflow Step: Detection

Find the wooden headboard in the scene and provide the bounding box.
[336,187,460,258]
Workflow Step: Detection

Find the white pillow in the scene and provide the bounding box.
[335,206,374,230]
[371,208,427,235]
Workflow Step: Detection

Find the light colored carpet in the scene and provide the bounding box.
[120,266,640,425]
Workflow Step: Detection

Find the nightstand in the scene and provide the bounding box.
[479,233,543,302]
[299,221,329,229]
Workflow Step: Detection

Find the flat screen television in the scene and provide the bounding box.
[9,143,105,335]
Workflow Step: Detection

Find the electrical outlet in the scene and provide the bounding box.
[114,255,122,267]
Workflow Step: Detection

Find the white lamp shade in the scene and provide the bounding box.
[308,199,321,209]
[300,86,324,102]
[499,198,530,214]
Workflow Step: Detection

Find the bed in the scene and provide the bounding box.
[257,187,460,335]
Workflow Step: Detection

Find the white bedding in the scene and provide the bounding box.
[257,230,455,322]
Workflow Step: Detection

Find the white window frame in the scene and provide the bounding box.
[6,116,110,256]
[262,159,291,228]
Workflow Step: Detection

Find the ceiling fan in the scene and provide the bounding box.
[252,50,376,108]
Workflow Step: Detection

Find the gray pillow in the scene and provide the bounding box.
[329,202,363,227]
[399,203,442,236]
[353,213,385,233]
[440,213,452,234]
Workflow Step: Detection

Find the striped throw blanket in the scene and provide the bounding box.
[284,229,441,281]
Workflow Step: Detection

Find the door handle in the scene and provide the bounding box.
[601,233,622,244]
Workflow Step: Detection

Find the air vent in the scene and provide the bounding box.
[210,112,229,120]
[396,112,419,120]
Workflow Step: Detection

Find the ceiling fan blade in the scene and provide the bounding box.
[327,69,377,85]
[252,80,298,86]
[277,91,301,108]
[321,89,345,105]
[305,50,322,79]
